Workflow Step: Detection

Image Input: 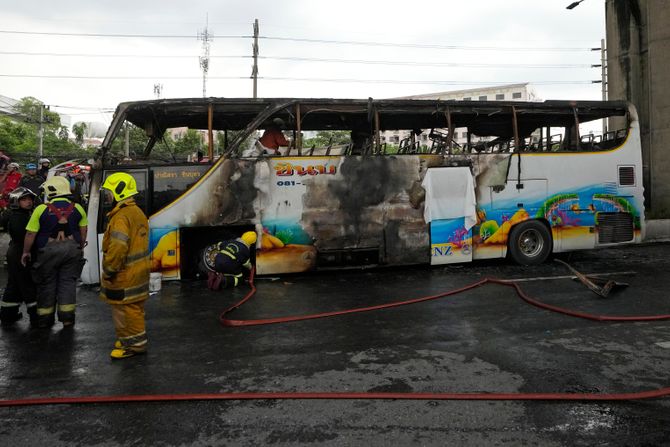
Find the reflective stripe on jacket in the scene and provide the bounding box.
[100,198,150,304]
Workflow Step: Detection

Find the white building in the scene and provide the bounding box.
[383,83,540,147]
[0,94,19,118]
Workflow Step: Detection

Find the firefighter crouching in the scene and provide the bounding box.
[203,231,257,290]
[22,176,88,328]
[99,172,151,359]
[0,187,38,326]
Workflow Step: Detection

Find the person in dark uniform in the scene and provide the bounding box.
[202,231,256,290]
[37,158,50,179]
[22,176,88,328]
[0,187,37,327]
[19,163,45,197]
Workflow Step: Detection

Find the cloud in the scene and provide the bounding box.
[0,0,606,124]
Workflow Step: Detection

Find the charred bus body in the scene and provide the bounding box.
[81,98,644,284]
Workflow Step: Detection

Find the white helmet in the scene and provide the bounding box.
[8,162,19,170]
[39,158,50,165]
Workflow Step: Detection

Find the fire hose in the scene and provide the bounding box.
[2,265,670,408]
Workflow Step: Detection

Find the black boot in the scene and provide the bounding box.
[27,305,38,328]
[36,314,55,329]
[0,311,22,327]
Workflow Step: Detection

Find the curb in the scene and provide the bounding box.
[644,219,670,242]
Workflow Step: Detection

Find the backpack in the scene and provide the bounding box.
[46,202,75,241]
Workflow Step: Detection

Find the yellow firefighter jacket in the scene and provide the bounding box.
[100,198,151,304]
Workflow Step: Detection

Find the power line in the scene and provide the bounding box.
[0,73,599,85]
[0,50,201,58]
[0,30,248,39]
[0,50,596,69]
[262,56,594,69]
[0,29,597,51]
[258,76,598,86]
[259,36,597,52]
[50,104,115,111]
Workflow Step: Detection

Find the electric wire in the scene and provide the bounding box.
[0,74,598,86]
[0,29,598,51]
[0,51,595,69]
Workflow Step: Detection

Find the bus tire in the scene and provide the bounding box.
[508,220,552,266]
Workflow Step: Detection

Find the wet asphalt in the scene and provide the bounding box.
[0,243,669,446]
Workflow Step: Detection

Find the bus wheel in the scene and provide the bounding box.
[508,220,552,265]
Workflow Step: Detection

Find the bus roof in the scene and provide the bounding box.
[101,97,630,153]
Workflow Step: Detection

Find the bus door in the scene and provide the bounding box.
[422,167,476,265]
[97,168,149,279]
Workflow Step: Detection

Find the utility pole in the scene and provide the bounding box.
[124,123,130,159]
[601,38,608,135]
[198,14,212,97]
[252,19,259,98]
[38,103,44,158]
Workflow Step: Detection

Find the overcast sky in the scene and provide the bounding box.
[0,0,605,126]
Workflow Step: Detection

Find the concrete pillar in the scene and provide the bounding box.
[606,0,670,217]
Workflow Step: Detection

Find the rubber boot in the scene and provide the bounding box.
[37,314,55,329]
[110,348,143,359]
[0,311,22,327]
[27,306,38,328]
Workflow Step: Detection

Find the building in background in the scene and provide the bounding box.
[382,83,540,147]
[0,94,20,118]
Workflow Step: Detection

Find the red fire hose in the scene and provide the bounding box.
[2,267,669,408]
[220,268,670,327]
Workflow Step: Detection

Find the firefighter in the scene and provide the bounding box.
[99,172,150,359]
[202,231,256,290]
[21,176,88,328]
[0,187,37,327]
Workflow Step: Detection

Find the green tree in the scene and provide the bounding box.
[72,122,87,145]
[58,126,69,141]
[109,124,151,158]
[0,97,83,161]
[13,97,62,130]
[216,129,254,154]
[171,129,203,155]
[303,130,350,149]
[0,116,35,153]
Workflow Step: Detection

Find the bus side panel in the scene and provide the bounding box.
[256,156,430,274]
[149,159,259,277]
[81,168,102,285]
[504,125,644,254]
[150,228,180,280]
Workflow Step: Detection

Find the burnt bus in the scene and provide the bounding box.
[81,98,644,284]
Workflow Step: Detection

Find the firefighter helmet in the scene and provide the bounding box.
[8,187,36,209]
[241,231,257,246]
[102,172,138,202]
[41,175,71,199]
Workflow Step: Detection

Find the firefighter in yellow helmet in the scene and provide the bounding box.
[100,172,151,359]
[202,231,256,290]
[22,175,88,328]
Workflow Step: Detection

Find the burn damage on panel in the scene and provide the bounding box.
[302,156,426,264]
[191,159,257,226]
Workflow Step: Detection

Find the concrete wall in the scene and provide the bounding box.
[606,0,670,217]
